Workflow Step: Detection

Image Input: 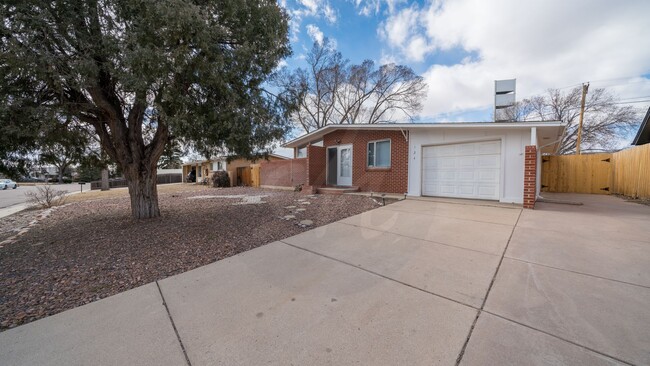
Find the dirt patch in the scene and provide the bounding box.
[0,187,380,330]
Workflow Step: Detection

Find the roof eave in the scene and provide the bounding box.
[283,121,565,148]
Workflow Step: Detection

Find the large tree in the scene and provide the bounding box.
[274,39,427,132]
[511,87,638,154]
[1,0,291,218]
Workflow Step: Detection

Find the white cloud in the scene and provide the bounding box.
[379,50,398,65]
[298,0,319,15]
[286,0,338,41]
[354,0,406,16]
[323,4,337,24]
[306,24,324,45]
[378,0,650,119]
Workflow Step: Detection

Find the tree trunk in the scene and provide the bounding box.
[125,167,160,219]
[101,169,109,191]
[58,167,64,184]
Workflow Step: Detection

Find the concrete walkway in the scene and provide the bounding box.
[1,194,648,365]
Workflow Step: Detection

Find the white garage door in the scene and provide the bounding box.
[422,140,501,200]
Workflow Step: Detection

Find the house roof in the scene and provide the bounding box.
[632,107,650,145]
[283,121,565,150]
[181,153,288,167]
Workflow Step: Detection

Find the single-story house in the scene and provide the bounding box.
[283,122,565,208]
[182,154,288,186]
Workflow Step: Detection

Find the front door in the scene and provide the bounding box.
[337,145,353,186]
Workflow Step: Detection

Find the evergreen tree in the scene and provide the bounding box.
[1,0,291,218]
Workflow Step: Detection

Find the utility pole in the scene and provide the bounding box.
[576,82,589,155]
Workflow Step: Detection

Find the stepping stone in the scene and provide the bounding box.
[299,220,313,227]
[295,208,306,212]
[284,206,297,209]
[300,201,311,205]
[283,215,296,220]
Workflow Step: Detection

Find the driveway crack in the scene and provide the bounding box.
[454,209,523,366]
[156,281,193,366]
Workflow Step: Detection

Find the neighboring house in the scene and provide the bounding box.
[632,107,650,146]
[29,165,64,181]
[182,154,288,186]
[282,122,565,208]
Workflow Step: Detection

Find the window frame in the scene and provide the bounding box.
[367,139,391,168]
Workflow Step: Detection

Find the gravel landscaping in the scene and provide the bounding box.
[0,187,383,330]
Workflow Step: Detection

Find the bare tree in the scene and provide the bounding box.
[515,87,638,154]
[275,40,427,132]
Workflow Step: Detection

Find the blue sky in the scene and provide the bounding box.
[279,0,650,127]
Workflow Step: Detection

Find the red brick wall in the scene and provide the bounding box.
[260,159,307,188]
[321,129,408,193]
[524,145,537,209]
[307,146,326,187]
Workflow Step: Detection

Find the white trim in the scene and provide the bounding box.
[284,121,564,148]
[531,127,537,145]
[367,139,392,168]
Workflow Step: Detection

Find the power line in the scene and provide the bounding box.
[611,99,650,105]
[618,95,650,101]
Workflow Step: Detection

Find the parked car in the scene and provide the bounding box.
[187,170,196,183]
[1,179,18,190]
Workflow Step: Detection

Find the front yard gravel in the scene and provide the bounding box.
[0,187,381,330]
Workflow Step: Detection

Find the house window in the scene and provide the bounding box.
[212,161,226,171]
[297,146,307,158]
[367,139,391,168]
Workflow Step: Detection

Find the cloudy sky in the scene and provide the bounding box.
[279,0,650,122]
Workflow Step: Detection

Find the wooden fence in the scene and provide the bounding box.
[611,143,650,198]
[542,143,650,198]
[251,164,261,188]
[541,154,612,194]
[90,173,182,190]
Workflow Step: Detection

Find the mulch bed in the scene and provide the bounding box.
[0,187,381,330]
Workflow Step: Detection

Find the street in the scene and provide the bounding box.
[0,184,81,210]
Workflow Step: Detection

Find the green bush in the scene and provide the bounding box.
[211,171,230,188]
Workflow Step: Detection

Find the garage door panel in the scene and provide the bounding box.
[477,141,501,154]
[422,141,501,200]
[478,155,500,168]
[478,170,499,182]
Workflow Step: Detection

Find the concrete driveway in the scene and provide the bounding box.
[1,194,648,365]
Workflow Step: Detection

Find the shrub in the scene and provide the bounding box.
[211,171,230,188]
[25,185,67,208]
[294,184,303,192]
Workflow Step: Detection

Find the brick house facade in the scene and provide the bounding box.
[318,130,408,193]
[278,122,565,205]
